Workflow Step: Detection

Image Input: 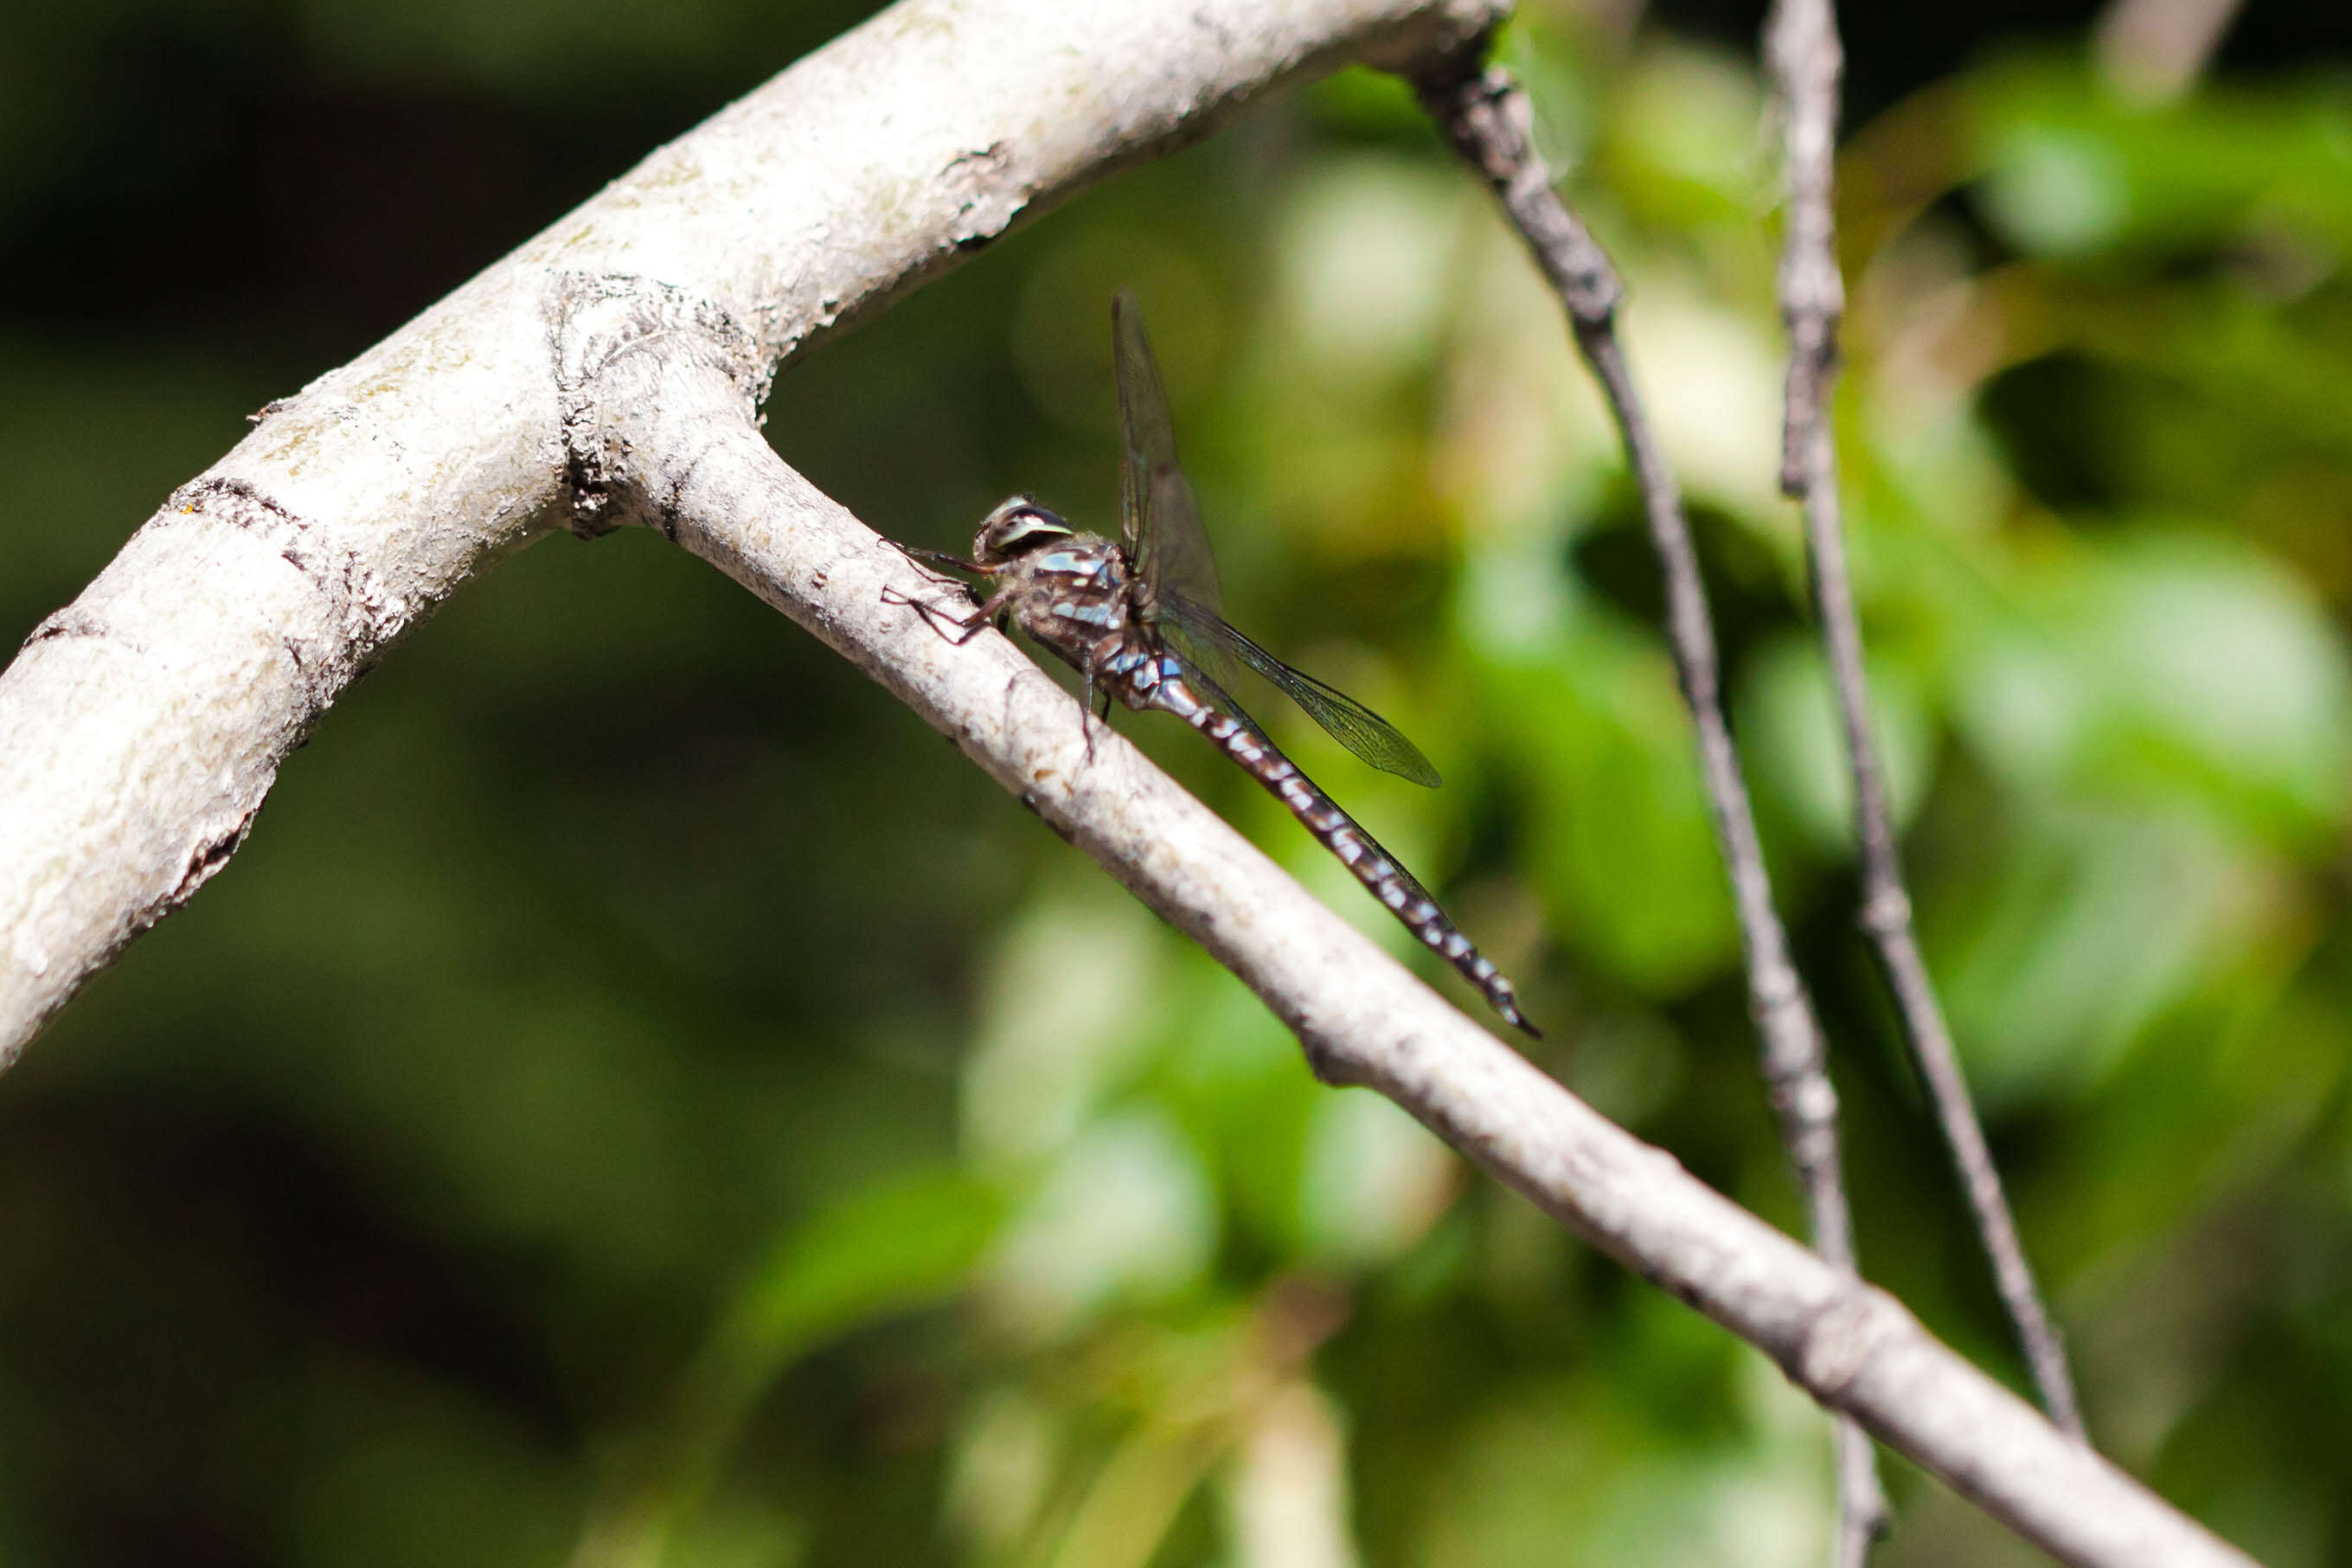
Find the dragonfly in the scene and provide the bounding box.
[893,291,1537,1037]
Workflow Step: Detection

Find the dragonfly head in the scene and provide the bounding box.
[973,496,1074,566]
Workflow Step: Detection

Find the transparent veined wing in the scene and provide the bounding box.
[1112,289,1221,619]
[1162,593,1442,788]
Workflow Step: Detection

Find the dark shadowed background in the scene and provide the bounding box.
[3,1,2351,1564]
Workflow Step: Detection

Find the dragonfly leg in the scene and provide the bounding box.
[887,538,987,578]
[1077,669,1099,765]
[1077,646,1122,766]
[887,580,1018,646]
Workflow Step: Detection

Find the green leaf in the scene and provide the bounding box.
[708,1168,1003,1391]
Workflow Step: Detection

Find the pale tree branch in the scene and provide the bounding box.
[1408,48,1888,1559]
[555,274,2253,1568]
[1764,0,2086,1440]
[0,0,2254,1560]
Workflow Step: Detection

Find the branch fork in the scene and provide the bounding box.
[1762,0,2084,1443]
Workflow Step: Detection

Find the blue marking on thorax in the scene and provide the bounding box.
[1034,547,1094,575]
[1053,598,1124,630]
[1033,545,1125,632]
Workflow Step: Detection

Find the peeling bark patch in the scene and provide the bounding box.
[652,480,683,544]
[169,813,258,906]
[20,609,107,652]
[170,475,323,578]
[560,438,620,540]
[161,475,405,653]
[178,474,304,529]
[943,143,1025,250]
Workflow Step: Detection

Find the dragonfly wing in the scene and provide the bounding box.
[1113,289,1222,618]
[1155,602,1253,718]
[1113,291,1157,566]
[1148,464,1222,616]
[1163,596,1442,788]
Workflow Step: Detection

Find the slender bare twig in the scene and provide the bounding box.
[1409,48,1889,1557]
[1764,0,2086,1441]
[567,282,2250,1567]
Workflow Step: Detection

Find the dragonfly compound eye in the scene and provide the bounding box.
[975,497,1073,563]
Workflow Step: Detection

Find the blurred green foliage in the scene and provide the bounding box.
[3,1,2351,1565]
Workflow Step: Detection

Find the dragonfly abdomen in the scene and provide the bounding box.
[1142,666,1538,1038]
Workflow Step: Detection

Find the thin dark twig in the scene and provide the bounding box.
[1410,47,1890,1553]
[1764,0,2086,1442]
